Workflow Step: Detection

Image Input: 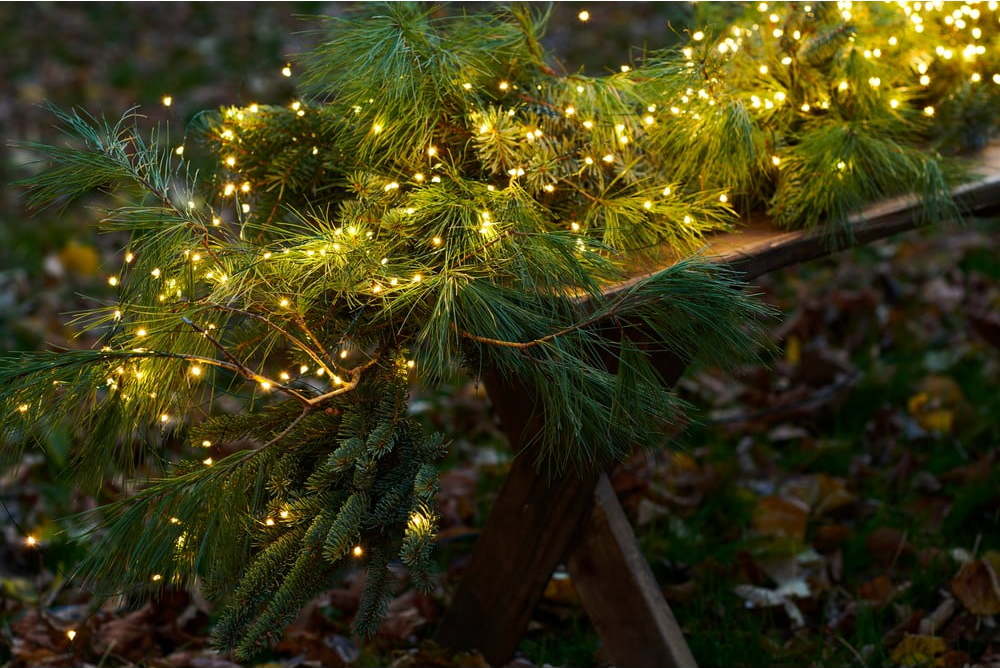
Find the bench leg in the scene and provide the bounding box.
[434,446,599,665]
[567,474,698,668]
[436,353,695,666]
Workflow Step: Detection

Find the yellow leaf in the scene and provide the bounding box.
[919,410,953,433]
[785,335,801,366]
[907,393,928,415]
[58,241,100,277]
[890,634,947,667]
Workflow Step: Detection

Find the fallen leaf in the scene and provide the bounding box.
[950,554,1000,615]
[785,335,801,366]
[781,474,855,516]
[57,241,99,277]
[753,495,809,540]
[858,575,895,605]
[543,569,579,605]
[867,527,909,568]
[890,634,947,667]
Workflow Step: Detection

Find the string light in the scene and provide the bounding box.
[162,95,173,107]
[66,630,77,641]
[577,9,590,22]
[281,64,292,77]
[352,545,364,557]
[25,534,38,546]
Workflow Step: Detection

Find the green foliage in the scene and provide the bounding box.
[4,1,998,659]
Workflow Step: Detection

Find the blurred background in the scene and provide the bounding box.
[2,4,999,668]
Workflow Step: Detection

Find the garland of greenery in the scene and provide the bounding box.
[3,2,998,658]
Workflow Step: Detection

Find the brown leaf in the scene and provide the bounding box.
[866,527,909,568]
[753,495,809,540]
[950,555,1000,616]
[938,650,971,668]
[858,575,895,605]
[379,591,431,642]
[159,651,243,668]
[781,474,855,516]
[91,603,157,660]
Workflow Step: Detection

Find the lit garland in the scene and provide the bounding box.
[4,1,999,658]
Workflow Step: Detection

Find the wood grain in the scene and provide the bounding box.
[567,475,698,668]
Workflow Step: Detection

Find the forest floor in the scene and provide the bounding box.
[2,4,1000,668]
[3,217,999,668]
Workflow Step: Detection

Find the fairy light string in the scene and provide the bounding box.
[5,2,999,653]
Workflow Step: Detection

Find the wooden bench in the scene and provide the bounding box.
[434,141,1000,668]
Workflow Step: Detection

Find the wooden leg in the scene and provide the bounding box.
[434,430,598,663]
[567,474,698,668]
[437,352,693,666]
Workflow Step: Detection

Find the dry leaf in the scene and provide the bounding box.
[753,495,809,540]
[890,634,947,667]
[950,554,1000,616]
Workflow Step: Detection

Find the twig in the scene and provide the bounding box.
[179,318,311,405]
[203,302,340,376]
[260,406,312,448]
[456,291,633,350]
[305,355,379,406]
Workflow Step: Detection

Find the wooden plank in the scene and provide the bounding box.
[610,141,1000,291]
[567,474,698,668]
[434,369,600,666]
[436,142,1000,667]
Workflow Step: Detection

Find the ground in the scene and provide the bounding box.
[2,4,999,668]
